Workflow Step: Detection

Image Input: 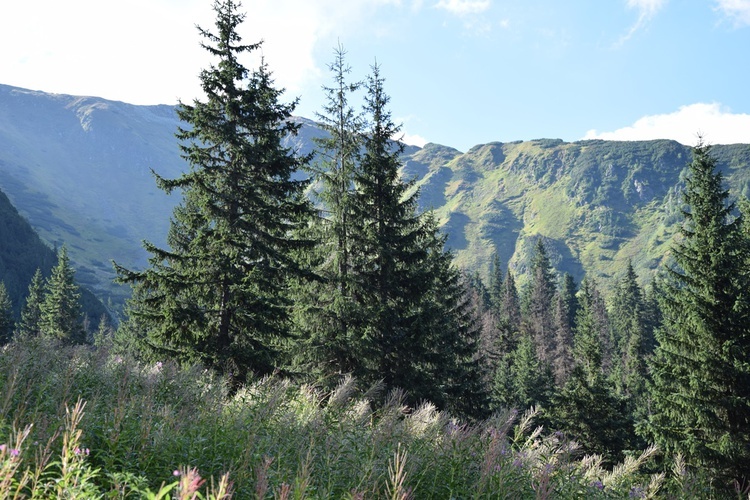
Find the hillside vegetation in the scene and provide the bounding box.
[3,82,750,303]
[404,139,750,289]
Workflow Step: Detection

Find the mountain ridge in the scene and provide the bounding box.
[1,83,749,303]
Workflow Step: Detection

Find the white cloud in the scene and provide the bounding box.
[0,0,409,106]
[616,0,668,46]
[583,103,750,146]
[715,0,750,26]
[400,131,429,147]
[435,0,491,15]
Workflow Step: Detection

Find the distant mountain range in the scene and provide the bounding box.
[1,83,749,306]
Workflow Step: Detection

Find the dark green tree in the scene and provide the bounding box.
[552,273,577,384]
[343,63,485,414]
[17,268,45,339]
[642,143,750,485]
[499,268,521,333]
[40,246,84,344]
[116,0,312,383]
[522,238,557,366]
[547,277,633,463]
[0,282,14,344]
[488,252,504,310]
[609,261,652,405]
[292,44,363,380]
[497,331,554,410]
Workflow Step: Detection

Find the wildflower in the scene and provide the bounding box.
[0,444,5,453]
[591,480,604,491]
[629,486,645,498]
[173,470,181,476]
[10,448,19,457]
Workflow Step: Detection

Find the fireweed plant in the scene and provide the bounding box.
[0,337,719,498]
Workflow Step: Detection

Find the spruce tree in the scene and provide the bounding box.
[347,61,430,393]
[40,246,84,344]
[0,282,14,344]
[609,261,652,404]
[500,331,554,410]
[547,277,633,464]
[292,44,363,379]
[345,63,485,413]
[642,143,750,485]
[18,268,44,338]
[522,238,557,366]
[551,273,577,384]
[499,268,521,333]
[116,0,312,383]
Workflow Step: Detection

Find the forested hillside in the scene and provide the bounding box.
[0,186,108,323]
[1,0,750,495]
[3,83,750,305]
[406,139,750,289]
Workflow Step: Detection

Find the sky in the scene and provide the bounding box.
[1,0,750,152]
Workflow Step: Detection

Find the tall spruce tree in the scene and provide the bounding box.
[17,268,44,338]
[116,0,312,383]
[292,44,363,379]
[499,268,521,333]
[642,143,750,485]
[551,273,578,384]
[40,246,84,344]
[0,282,14,344]
[346,63,485,413]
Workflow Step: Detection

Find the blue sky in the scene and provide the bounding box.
[1,0,749,151]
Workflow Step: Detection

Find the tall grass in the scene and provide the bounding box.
[0,337,694,498]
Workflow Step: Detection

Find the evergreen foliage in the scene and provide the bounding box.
[39,246,84,344]
[642,143,750,485]
[116,0,312,384]
[609,261,652,406]
[522,239,557,366]
[17,268,45,339]
[292,44,363,380]
[0,282,14,344]
[321,63,486,414]
[547,277,634,463]
[551,273,577,384]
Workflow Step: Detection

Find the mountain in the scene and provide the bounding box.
[405,139,750,289]
[0,186,109,323]
[1,83,749,303]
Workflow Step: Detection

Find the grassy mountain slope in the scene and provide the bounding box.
[0,85,325,305]
[2,84,749,301]
[403,139,750,289]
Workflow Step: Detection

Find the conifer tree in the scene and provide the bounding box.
[18,268,44,338]
[488,252,504,310]
[547,277,633,463]
[345,63,485,413]
[498,331,554,410]
[0,282,14,344]
[499,268,521,333]
[292,44,363,379]
[346,61,430,391]
[609,261,652,404]
[551,273,577,384]
[116,0,312,383]
[642,143,750,485]
[522,238,557,366]
[40,246,84,344]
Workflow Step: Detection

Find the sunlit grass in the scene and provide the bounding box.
[0,337,707,498]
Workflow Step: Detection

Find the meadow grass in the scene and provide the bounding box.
[0,337,720,498]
